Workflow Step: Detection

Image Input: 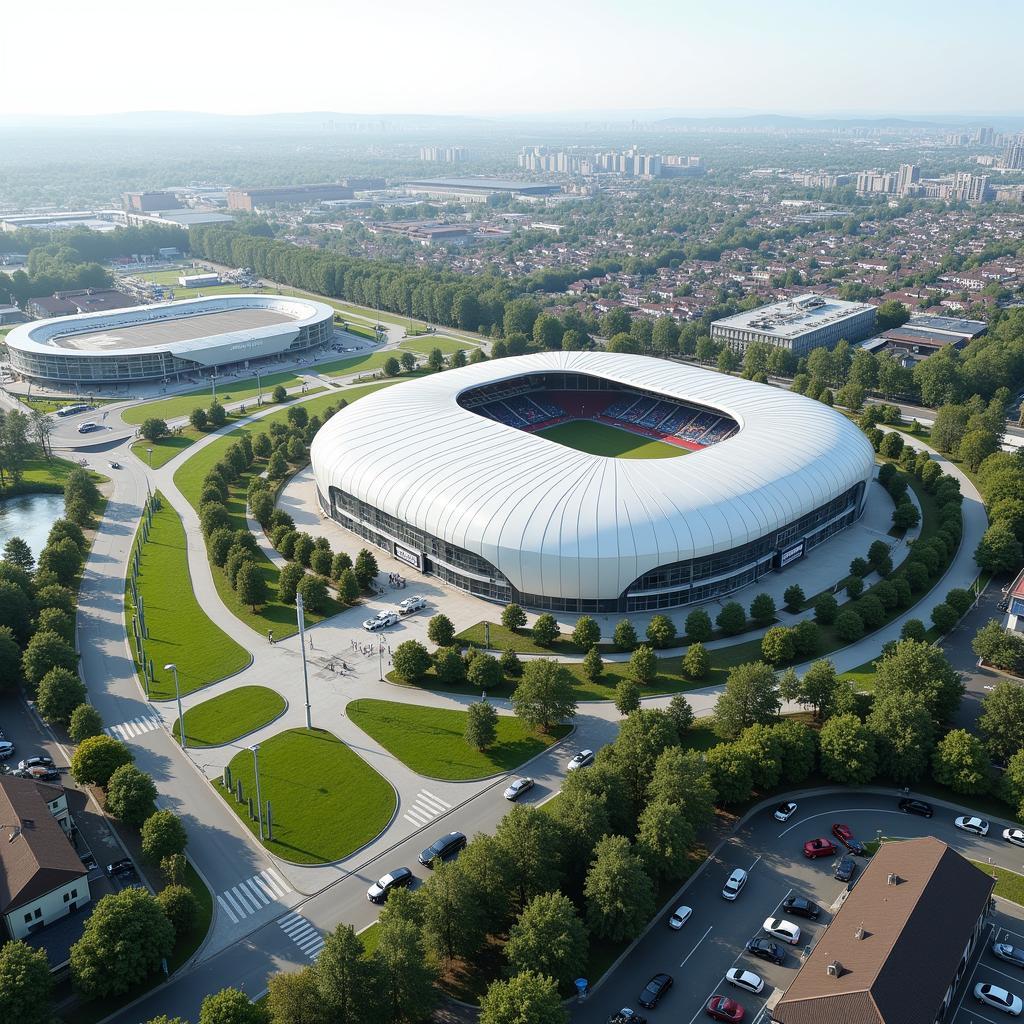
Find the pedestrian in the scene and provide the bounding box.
[309,634,314,650]
[268,629,274,645]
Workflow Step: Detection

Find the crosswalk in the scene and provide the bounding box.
[216,868,293,924]
[105,715,162,741]
[278,911,325,960]
[403,788,452,828]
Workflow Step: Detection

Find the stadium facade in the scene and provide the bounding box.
[6,295,334,384]
[310,352,876,613]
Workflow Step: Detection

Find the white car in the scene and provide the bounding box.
[956,815,990,837]
[397,596,427,616]
[763,917,802,945]
[362,611,398,631]
[668,906,692,930]
[975,982,1024,1015]
[1004,828,1024,848]
[725,968,764,995]
[503,777,534,801]
[721,868,748,901]
[567,750,594,771]
[774,801,798,822]
[0,741,13,760]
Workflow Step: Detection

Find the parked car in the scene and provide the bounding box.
[706,995,744,1022]
[567,750,594,771]
[831,823,866,855]
[77,422,101,434]
[638,973,673,1009]
[19,765,59,781]
[745,937,785,965]
[0,741,14,760]
[774,801,798,822]
[503,777,534,801]
[366,867,413,904]
[362,611,398,632]
[782,895,820,920]
[899,798,934,818]
[722,867,748,901]
[418,831,466,867]
[1004,828,1024,849]
[835,855,857,882]
[725,969,764,995]
[974,982,1024,1015]
[106,858,135,878]
[763,917,802,945]
[18,756,54,771]
[803,838,837,859]
[956,815,990,837]
[994,943,1024,969]
[668,906,692,930]
[396,596,427,615]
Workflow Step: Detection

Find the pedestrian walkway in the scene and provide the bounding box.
[216,868,293,924]
[105,715,163,741]
[403,788,453,828]
[277,910,325,960]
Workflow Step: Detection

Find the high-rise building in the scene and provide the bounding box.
[1002,142,1024,170]
[856,171,896,195]
[896,163,920,196]
[953,172,989,203]
[419,146,470,163]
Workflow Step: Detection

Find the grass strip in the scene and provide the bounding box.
[172,685,286,747]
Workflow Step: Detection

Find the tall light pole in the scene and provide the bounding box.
[255,367,263,407]
[164,663,185,749]
[296,593,312,729]
[251,744,264,842]
[146,447,153,469]
[378,635,385,682]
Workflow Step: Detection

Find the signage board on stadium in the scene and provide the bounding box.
[394,544,421,570]
[778,540,805,568]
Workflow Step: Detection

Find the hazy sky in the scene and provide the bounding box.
[5,0,1022,118]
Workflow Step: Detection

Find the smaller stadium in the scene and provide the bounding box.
[5,294,334,384]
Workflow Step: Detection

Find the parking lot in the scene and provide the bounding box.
[950,908,1024,1024]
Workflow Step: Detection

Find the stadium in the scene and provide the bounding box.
[310,351,876,614]
[5,294,334,384]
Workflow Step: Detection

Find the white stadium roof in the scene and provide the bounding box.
[310,351,875,602]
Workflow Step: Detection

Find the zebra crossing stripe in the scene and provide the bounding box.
[217,869,294,925]
[419,790,451,812]
[105,716,162,741]
[278,912,325,960]
[402,788,454,827]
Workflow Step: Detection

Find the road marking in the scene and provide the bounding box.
[278,911,325,960]
[216,869,291,924]
[679,925,713,968]
[778,806,909,838]
[402,788,452,827]
[950,923,996,1024]
[975,963,1024,987]
[105,716,162,741]
[748,855,762,873]
[996,926,1024,944]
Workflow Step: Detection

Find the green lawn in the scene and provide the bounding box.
[316,351,396,378]
[167,862,214,971]
[130,432,200,469]
[217,728,396,864]
[125,492,251,700]
[347,699,570,781]
[122,371,304,424]
[537,420,690,459]
[0,453,106,498]
[22,397,119,414]
[399,337,478,355]
[974,862,1024,905]
[172,685,286,747]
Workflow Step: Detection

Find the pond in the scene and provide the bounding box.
[0,492,66,559]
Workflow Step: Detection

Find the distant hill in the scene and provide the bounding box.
[655,113,1024,131]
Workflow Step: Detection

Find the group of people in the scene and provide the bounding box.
[388,573,407,588]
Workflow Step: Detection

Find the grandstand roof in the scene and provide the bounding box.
[310,351,876,601]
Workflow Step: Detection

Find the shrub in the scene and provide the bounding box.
[715,602,746,636]
[645,614,677,649]
[684,608,712,641]
[157,885,200,938]
[834,610,865,642]
[761,625,796,665]
[531,613,559,647]
[141,809,188,862]
[613,619,638,650]
[393,640,431,682]
[930,602,958,634]
[105,764,157,825]
[783,584,805,613]
[749,593,776,626]
[814,592,839,625]
[295,573,328,613]
[68,703,104,742]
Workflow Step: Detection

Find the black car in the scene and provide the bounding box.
[366,867,414,904]
[106,857,135,878]
[782,895,820,920]
[418,831,467,867]
[745,937,785,965]
[835,855,857,882]
[638,973,673,1009]
[899,798,934,818]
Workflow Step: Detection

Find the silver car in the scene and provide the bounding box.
[725,968,764,995]
[503,777,534,801]
[722,868,748,901]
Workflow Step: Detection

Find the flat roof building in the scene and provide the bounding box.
[227,185,355,211]
[771,837,994,1024]
[402,177,562,203]
[711,294,877,356]
[122,191,181,213]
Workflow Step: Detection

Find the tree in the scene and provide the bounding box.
[468,652,502,691]
[932,729,992,795]
[189,407,209,430]
[427,613,455,647]
[749,592,776,625]
[703,743,755,805]
[270,385,287,403]
[646,614,677,649]
[761,625,796,665]
[772,719,819,784]
[603,708,680,809]
[834,609,865,642]
[796,659,843,720]
[420,857,486,965]
[531,613,559,646]
[70,888,175,997]
[22,628,77,688]
[2,536,34,572]
[296,573,328,614]
[353,549,379,589]
[713,661,781,740]
[665,694,696,740]
[501,603,527,631]
[139,417,168,441]
[572,615,601,649]
[873,639,963,726]
[505,892,587,989]
[249,490,274,526]
[975,522,1023,575]
[979,680,1024,763]
[311,925,377,1024]
[930,601,958,634]
[735,723,786,790]
[36,666,87,726]
[500,646,523,679]
[684,608,712,641]
[893,500,921,531]
[584,834,654,942]
[648,746,716,828]
[479,972,567,1024]
[392,640,430,682]
[465,700,498,750]
[614,678,641,715]
[71,733,133,788]
[68,702,103,742]
[234,561,268,612]
[493,805,565,912]
[373,898,437,1024]
[0,626,23,692]
[867,692,935,785]
[814,592,839,625]
[819,714,877,785]
[141,808,188,862]
[383,356,401,377]
[338,567,360,605]
[613,618,638,650]
[682,641,710,679]
[267,450,287,478]
[399,351,417,373]
[106,764,157,825]
[637,797,696,880]
[783,584,805,613]
[199,988,266,1024]
[266,969,324,1024]
[157,884,200,938]
[716,601,746,635]
[511,659,577,732]
[0,940,52,1024]
[582,645,603,684]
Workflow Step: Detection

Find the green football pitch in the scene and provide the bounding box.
[537,419,690,459]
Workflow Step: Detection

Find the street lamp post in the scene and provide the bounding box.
[146,447,153,468]
[164,663,185,749]
[255,367,263,407]
[296,593,312,729]
[378,636,386,682]
[251,744,264,842]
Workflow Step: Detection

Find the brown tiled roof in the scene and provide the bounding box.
[0,776,85,915]
[772,837,994,1024]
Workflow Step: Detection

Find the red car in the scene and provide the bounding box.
[706,995,745,1022]
[831,823,867,855]
[803,837,837,859]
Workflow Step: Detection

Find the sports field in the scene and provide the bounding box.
[537,419,689,459]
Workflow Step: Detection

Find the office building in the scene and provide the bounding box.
[122,191,181,213]
[1002,142,1024,171]
[227,184,355,211]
